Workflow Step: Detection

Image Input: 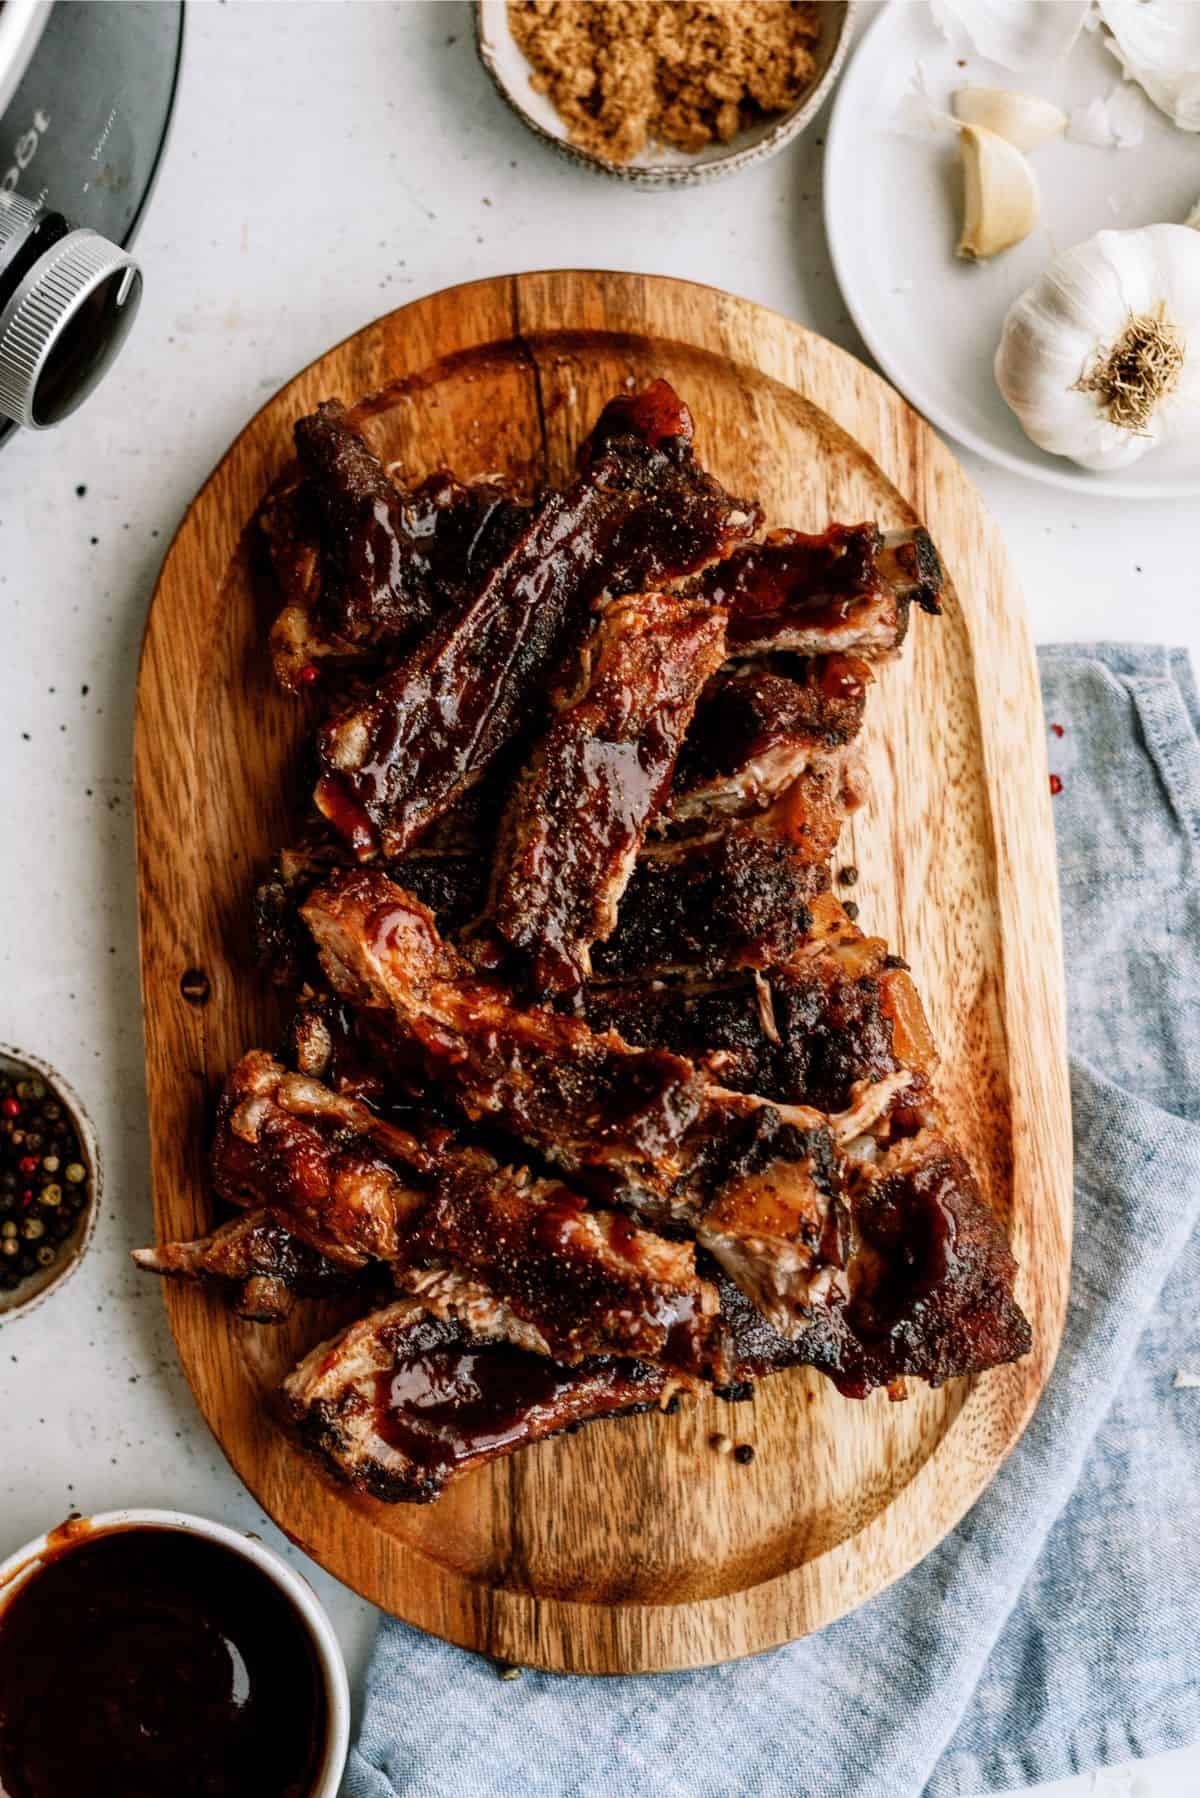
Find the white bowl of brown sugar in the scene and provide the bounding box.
[477,0,856,189]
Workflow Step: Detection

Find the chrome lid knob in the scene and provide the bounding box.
[0,194,142,430]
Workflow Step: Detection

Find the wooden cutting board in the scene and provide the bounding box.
[134,270,1072,1673]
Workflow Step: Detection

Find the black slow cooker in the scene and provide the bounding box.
[0,0,183,443]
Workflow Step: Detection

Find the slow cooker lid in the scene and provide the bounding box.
[1,1,184,250]
[0,0,182,438]
[0,0,51,121]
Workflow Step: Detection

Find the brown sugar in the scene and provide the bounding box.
[507,1,821,166]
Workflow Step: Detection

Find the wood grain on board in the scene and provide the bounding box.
[134,271,1072,1673]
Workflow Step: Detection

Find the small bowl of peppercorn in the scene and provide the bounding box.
[0,1047,100,1324]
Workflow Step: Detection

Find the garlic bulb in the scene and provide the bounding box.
[958,125,1039,260]
[931,0,1090,70]
[1096,1,1200,132]
[953,85,1066,151]
[995,225,1200,469]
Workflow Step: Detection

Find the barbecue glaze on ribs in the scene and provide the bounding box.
[284,1296,678,1504]
[489,589,728,992]
[137,378,1028,1499]
[262,401,530,692]
[204,1049,728,1380]
[313,381,759,860]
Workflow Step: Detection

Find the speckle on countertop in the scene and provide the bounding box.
[0,6,1194,1767]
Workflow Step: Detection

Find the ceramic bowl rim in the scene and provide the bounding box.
[475,0,858,189]
[0,1507,351,1798]
[0,1043,101,1327]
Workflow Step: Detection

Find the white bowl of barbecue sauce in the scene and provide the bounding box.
[0,1510,350,1798]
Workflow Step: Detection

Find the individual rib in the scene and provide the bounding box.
[489,590,728,992]
[298,870,907,1335]
[593,756,866,981]
[283,1295,677,1504]
[211,1050,433,1266]
[582,893,938,1114]
[130,1208,364,1322]
[313,380,757,859]
[718,1123,1032,1397]
[405,1148,728,1378]
[254,833,490,991]
[698,524,943,659]
[667,653,871,823]
[168,1050,728,1377]
[261,401,531,692]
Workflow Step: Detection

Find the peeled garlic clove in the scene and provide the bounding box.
[957,125,1039,261]
[953,85,1067,151]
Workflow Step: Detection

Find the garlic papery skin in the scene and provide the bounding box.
[953,85,1067,151]
[931,0,1090,70]
[1066,84,1146,149]
[957,125,1039,260]
[994,225,1200,470]
[1096,1,1200,131]
[894,64,958,139]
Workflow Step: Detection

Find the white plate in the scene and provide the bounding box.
[824,2,1200,498]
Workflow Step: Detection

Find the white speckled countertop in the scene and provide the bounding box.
[0,5,1195,1792]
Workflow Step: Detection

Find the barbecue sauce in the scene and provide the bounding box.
[0,1525,327,1798]
[314,389,757,863]
[376,1344,576,1465]
[709,525,884,647]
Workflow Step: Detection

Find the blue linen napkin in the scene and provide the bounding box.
[347,644,1200,1798]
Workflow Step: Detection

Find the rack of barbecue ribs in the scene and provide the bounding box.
[137,381,1030,1503]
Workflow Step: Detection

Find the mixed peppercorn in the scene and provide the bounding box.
[0,1068,90,1293]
